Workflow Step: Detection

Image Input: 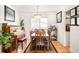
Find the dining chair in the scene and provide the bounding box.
[44,37,49,50]
[35,31,45,50]
[31,37,36,50]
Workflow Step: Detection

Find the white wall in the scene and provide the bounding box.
[44,12,56,26]
[0,5,20,26]
[57,5,76,46]
[0,5,4,23]
[57,7,67,46]
[66,32,70,46]
[70,26,79,53]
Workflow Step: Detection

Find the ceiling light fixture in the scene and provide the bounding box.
[33,5,42,19]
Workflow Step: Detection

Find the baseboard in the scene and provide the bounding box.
[23,41,31,53]
[50,41,58,53]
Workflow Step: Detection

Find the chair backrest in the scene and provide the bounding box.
[35,31,45,43]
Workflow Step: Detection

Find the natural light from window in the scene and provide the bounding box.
[31,18,48,29]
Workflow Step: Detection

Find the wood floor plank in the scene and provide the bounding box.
[51,41,70,53]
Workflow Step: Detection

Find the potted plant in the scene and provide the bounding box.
[0,30,13,53]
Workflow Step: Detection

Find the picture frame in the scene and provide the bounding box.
[70,8,76,17]
[56,11,62,23]
[77,17,79,25]
[66,24,70,32]
[76,5,79,15]
[4,5,15,22]
[70,5,79,26]
[70,18,76,25]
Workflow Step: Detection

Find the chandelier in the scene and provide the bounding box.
[33,5,42,19]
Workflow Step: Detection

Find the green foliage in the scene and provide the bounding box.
[0,31,13,49]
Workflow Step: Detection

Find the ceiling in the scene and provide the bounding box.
[11,5,75,13]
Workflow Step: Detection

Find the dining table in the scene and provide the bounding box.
[31,32,50,50]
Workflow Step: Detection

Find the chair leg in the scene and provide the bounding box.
[39,45,41,50]
[21,42,23,49]
[36,45,37,51]
[44,46,45,52]
[16,45,18,53]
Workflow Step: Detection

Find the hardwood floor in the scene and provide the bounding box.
[51,41,70,53]
[24,42,57,53]
[11,40,69,53]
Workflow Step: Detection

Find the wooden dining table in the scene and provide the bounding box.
[31,32,50,50]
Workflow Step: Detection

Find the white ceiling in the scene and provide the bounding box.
[11,5,75,13]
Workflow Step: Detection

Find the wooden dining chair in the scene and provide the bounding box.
[44,37,49,50]
[35,31,45,50]
[31,37,37,50]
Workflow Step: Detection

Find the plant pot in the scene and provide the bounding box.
[2,46,11,53]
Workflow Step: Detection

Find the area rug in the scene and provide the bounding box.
[24,42,57,53]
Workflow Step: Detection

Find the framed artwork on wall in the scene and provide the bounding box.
[70,8,76,17]
[70,5,79,26]
[56,11,62,23]
[4,5,15,22]
[66,24,70,32]
[70,18,76,25]
[77,17,79,25]
[77,5,79,15]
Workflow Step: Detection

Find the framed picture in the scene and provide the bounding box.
[77,6,79,15]
[66,24,70,32]
[71,18,75,25]
[4,5,15,22]
[70,8,76,17]
[56,11,62,23]
[77,17,79,25]
[70,5,79,26]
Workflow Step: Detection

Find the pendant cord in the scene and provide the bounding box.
[36,5,39,14]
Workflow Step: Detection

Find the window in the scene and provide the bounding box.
[31,18,48,29]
